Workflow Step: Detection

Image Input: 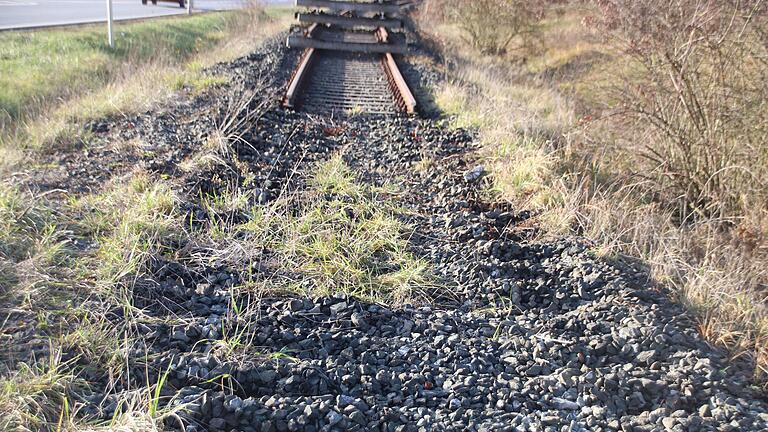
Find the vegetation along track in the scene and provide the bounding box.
[3,1,768,432]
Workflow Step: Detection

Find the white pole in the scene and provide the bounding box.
[187,0,193,15]
[106,0,114,47]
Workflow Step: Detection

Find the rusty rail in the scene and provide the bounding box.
[378,27,417,114]
[283,24,319,109]
[283,48,315,109]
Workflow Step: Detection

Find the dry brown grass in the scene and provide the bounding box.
[421,1,768,388]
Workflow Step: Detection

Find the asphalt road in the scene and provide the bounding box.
[0,0,291,30]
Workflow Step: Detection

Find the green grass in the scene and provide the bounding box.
[0,171,184,431]
[0,351,85,431]
[170,62,231,94]
[0,12,243,127]
[73,172,179,293]
[0,185,73,304]
[0,185,51,262]
[292,157,433,305]
[230,156,435,306]
[0,6,293,171]
[59,311,129,374]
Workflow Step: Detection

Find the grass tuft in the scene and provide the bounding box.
[0,185,73,304]
[58,311,130,376]
[0,351,85,431]
[73,171,179,295]
[226,156,436,306]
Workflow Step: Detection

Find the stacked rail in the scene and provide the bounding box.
[283,0,417,115]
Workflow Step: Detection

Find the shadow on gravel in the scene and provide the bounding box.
[7,28,768,432]
[138,110,768,431]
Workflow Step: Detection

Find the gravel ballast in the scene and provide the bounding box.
[8,28,768,432]
[151,113,768,432]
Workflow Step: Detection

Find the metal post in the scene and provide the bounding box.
[106,0,114,47]
[187,0,193,15]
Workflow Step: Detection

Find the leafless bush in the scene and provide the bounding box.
[593,0,768,222]
[422,0,553,54]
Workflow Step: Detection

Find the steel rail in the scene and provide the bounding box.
[378,27,417,114]
[283,24,320,109]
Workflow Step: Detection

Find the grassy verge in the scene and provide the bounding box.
[1,13,227,121]
[0,8,294,430]
[424,4,768,388]
[0,6,292,174]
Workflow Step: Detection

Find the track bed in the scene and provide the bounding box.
[297,51,398,115]
[3,9,768,432]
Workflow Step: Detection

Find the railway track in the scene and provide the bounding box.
[283,0,418,116]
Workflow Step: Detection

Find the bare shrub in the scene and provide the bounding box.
[593,0,768,222]
[422,0,551,55]
[581,0,768,385]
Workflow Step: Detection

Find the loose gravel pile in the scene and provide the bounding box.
[11,29,768,432]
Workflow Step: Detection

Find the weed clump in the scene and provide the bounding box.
[0,352,85,431]
[234,156,436,306]
[73,171,180,295]
[0,186,72,302]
